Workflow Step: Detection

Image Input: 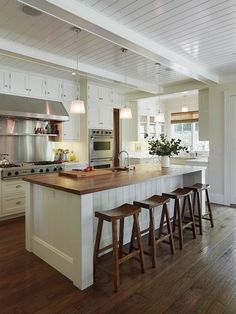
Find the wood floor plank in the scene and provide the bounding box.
[0,205,236,313]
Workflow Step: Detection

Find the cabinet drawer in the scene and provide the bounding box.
[1,196,25,216]
[2,180,25,196]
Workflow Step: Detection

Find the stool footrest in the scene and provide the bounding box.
[119,250,141,264]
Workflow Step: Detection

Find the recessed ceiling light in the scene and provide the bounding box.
[72,72,76,76]
[21,5,42,16]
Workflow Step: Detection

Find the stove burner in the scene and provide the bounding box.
[0,164,21,168]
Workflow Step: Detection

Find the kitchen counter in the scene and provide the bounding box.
[24,164,206,291]
[23,164,205,195]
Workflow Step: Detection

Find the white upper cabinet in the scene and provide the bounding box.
[10,72,28,96]
[11,72,45,98]
[0,70,11,94]
[62,81,76,101]
[88,83,113,105]
[45,78,62,100]
[28,75,45,99]
[87,103,113,130]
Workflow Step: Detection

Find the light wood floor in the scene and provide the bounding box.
[0,204,236,313]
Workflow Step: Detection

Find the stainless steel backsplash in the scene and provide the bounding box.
[0,118,55,162]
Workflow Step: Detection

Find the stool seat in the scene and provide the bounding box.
[163,188,192,199]
[184,183,210,192]
[95,203,140,222]
[133,195,169,209]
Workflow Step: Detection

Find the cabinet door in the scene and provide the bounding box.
[10,72,28,96]
[87,103,100,129]
[0,70,11,93]
[99,104,113,129]
[88,84,99,103]
[61,102,80,140]
[46,78,62,100]
[28,75,45,99]
[62,82,76,101]
[99,86,113,105]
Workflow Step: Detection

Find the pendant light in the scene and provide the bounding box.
[70,27,85,114]
[120,48,132,119]
[154,62,165,123]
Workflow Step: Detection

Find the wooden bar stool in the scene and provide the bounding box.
[184,183,214,235]
[163,188,196,249]
[93,203,145,292]
[132,195,175,268]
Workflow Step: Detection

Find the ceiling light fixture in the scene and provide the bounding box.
[120,48,132,119]
[70,27,85,114]
[182,105,188,112]
[154,62,165,123]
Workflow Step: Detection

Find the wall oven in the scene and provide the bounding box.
[89,129,113,168]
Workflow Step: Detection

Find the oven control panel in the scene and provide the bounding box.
[90,129,113,136]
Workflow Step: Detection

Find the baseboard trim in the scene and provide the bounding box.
[209,192,225,205]
[32,235,73,281]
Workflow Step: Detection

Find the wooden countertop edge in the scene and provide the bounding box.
[23,165,206,196]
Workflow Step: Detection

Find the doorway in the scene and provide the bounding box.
[113,109,120,167]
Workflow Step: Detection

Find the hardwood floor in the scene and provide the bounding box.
[1,205,236,313]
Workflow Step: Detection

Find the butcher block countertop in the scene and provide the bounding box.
[23,164,205,195]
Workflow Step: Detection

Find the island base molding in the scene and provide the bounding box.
[25,169,205,290]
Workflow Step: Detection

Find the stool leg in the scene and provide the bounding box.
[196,191,203,235]
[177,200,184,250]
[206,189,214,228]
[93,218,104,281]
[164,203,175,254]
[133,213,145,273]
[112,220,119,292]
[192,191,196,215]
[181,196,187,221]
[149,208,157,268]
[188,195,196,239]
[172,200,177,233]
[119,218,124,258]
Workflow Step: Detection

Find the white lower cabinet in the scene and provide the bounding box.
[1,179,25,217]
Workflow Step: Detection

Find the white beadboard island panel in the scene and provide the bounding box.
[25,166,205,290]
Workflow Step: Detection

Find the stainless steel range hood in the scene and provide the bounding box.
[0,94,69,121]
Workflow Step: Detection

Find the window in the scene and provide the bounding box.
[170,111,209,151]
[171,122,209,151]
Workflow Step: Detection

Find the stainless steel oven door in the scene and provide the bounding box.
[91,158,113,169]
[90,136,113,159]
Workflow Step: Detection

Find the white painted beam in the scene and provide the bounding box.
[18,0,219,85]
[0,38,158,93]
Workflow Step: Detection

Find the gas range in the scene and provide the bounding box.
[1,161,64,180]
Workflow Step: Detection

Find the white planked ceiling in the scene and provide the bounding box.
[2,0,234,91]
[77,0,236,75]
[0,0,192,91]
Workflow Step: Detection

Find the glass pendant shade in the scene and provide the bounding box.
[70,99,85,114]
[155,112,165,123]
[120,107,132,119]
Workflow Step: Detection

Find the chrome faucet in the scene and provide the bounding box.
[118,150,130,169]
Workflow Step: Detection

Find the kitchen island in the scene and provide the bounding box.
[23,164,205,290]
